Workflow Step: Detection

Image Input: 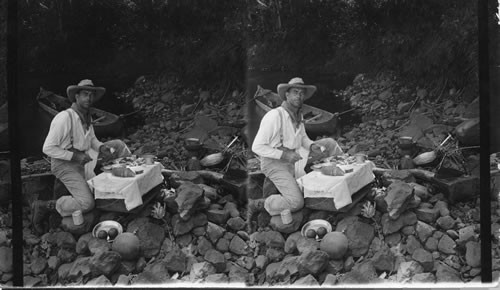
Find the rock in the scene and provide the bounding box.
[115,274,131,285]
[338,269,370,284]
[322,273,338,286]
[384,181,415,220]
[163,245,187,273]
[371,245,395,272]
[425,237,439,251]
[465,241,481,268]
[296,236,319,254]
[438,234,456,255]
[76,233,93,255]
[337,218,374,257]
[432,175,479,204]
[401,225,415,236]
[228,262,249,283]
[344,256,355,271]
[446,229,459,239]
[265,262,281,282]
[175,182,205,220]
[435,262,461,282]
[176,234,193,248]
[434,200,449,216]
[47,256,59,270]
[352,260,378,281]
[405,235,422,255]
[227,217,246,231]
[457,225,476,245]
[30,256,47,275]
[190,262,216,281]
[90,250,121,277]
[297,250,329,276]
[24,233,40,247]
[381,211,417,235]
[137,261,171,284]
[294,274,319,286]
[396,261,424,282]
[128,218,165,259]
[87,237,111,255]
[255,255,268,269]
[408,182,430,200]
[284,231,303,254]
[265,248,285,263]
[385,232,402,247]
[224,202,240,218]
[269,210,303,234]
[206,209,230,225]
[250,231,285,249]
[325,259,344,274]
[205,273,229,283]
[67,257,92,282]
[416,221,435,243]
[216,238,230,252]
[436,216,456,230]
[206,222,225,244]
[57,248,76,264]
[57,262,73,281]
[412,248,434,271]
[197,236,213,256]
[204,249,226,272]
[411,272,436,283]
[171,214,195,236]
[229,235,248,255]
[237,230,250,241]
[0,246,13,272]
[275,256,299,280]
[443,255,462,271]
[23,276,42,287]
[415,207,440,224]
[86,274,112,286]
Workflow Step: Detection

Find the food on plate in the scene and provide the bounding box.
[316,227,327,238]
[306,229,317,238]
[108,228,119,240]
[97,230,108,240]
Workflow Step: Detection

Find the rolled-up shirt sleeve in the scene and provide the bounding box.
[42,111,74,161]
[252,109,284,160]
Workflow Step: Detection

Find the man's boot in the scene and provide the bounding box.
[31,200,56,235]
[246,198,266,233]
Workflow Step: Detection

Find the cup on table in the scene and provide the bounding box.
[142,154,155,165]
[72,210,84,226]
[281,209,293,225]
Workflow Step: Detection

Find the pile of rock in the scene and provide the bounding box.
[335,72,479,169]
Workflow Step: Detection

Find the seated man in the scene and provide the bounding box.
[32,79,131,234]
[251,77,343,216]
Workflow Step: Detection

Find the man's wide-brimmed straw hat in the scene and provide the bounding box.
[67,79,106,103]
[277,77,317,101]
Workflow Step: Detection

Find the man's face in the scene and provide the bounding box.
[285,87,306,108]
[75,90,95,110]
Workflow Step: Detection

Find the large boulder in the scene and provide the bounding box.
[320,232,349,260]
[384,181,414,220]
[175,182,205,221]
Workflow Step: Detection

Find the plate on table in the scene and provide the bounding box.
[301,219,333,241]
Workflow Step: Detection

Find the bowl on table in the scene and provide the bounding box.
[301,219,333,241]
[92,220,123,242]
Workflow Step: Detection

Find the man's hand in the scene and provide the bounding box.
[71,151,92,165]
[310,143,325,154]
[280,150,302,163]
[99,145,114,159]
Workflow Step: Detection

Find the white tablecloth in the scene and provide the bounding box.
[88,162,164,211]
[297,161,375,209]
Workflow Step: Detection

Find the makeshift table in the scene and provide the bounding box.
[297,161,375,211]
[88,162,164,212]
